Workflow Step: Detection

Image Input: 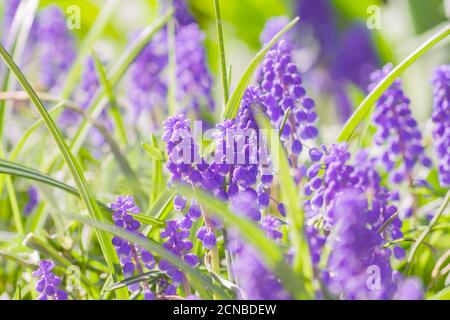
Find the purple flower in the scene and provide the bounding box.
[175,24,215,115]
[127,31,167,119]
[325,189,397,299]
[369,64,431,184]
[393,278,423,300]
[32,260,68,300]
[35,6,75,91]
[230,235,290,300]
[257,34,319,169]
[431,65,450,187]
[110,196,156,293]
[332,22,379,90]
[24,186,39,215]
[260,16,295,46]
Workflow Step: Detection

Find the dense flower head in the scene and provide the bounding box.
[110,196,156,294]
[35,5,75,90]
[305,144,404,260]
[128,15,213,121]
[128,31,168,118]
[332,22,379,90]
[32,260,68,300]
[258,39,319,164]
[175,24,215,115]
[369,64,431,183]
[260,16,295,46]
[159,218,199,293]
[325,189,397,299]
[164,0,195,27]
[431,64,450,186]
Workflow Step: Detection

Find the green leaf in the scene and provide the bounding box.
[132,214,165,227]
[428,286,450,300]
[13,283,21,300]
[407,190,450,268]
[0,42,129,300]
[254,110,313,297]
[336,23,450,143]
[91,50,128,145]
[105,271,166,292]
[220,17,299,120]
[175,185,309,299]
[214,0,229,104]
[58,212,231,300]
[141,143,166,161]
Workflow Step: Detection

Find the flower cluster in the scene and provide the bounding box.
[325,189,398,299]
[159,218,199,294]
[32,260,68,300]
[127,4,213,122]
[305,144,404,258]
[35,5,75,91]
[257,20,319,173]
[431,65,450,187]
[369,64,431,183]
[110,196,156,297]
[325,189,424,300]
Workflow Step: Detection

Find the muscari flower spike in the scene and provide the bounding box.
[33,260,68,300]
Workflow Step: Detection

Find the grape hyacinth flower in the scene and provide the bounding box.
[32,260,68,300]
[159,219,199,293]
[258,24,319,170]
[128,31,168,119]
[35,6,75,91]
[431,65,450,187]
[259,16,295,47]
[175,24,215,117]
[305,144,404,258]
[325,189,398,299]
[369,64,431,184]
[24,186,39,215]
[110,196,156,297]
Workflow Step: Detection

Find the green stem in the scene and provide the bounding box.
[407,190,450,269]
[213,0,229,104]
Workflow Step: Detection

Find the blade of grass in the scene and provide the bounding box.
[407,189,450,269]
[175,185,310,299]
[0,43,129,300]
[254,110,314,296]
[58,212,230,300]
[141,142,166,161]
[148,134,164,207]
[91,50,128,145]
[336,23,450,143]
[213,0,229,104]
[220,17,299,120]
